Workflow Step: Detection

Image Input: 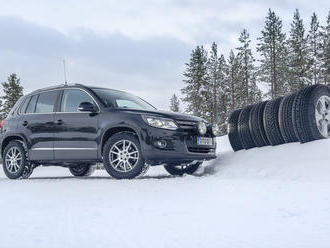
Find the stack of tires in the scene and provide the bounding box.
[228,84,330,151]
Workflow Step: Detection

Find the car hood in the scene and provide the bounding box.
[109,108,204,122]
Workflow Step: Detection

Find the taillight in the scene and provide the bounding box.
[0,120,6,128]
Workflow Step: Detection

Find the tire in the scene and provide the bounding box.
[279,93,299,143]
[263,97,285,146]
[228,109,243,151]
[249,101,270,147]
[69,164,95,177]
[238,105,256,149]
[2,141,28,179]
[103,132,145,179]
[293,84,330,143]
[164,161,202,176]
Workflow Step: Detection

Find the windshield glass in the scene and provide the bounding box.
[92,88,156,110]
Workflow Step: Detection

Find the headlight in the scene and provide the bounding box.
[142,115,178,130]
[197,121,207,135]
[212,124,220,136]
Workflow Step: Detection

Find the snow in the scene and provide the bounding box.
[1,136,330,248]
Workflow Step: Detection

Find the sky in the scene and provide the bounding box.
[0,0,329,110]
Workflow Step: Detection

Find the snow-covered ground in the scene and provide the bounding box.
[1,136,330,248]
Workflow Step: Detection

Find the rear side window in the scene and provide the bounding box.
[61,89,95,112]
[35,91,58,113]
[25,95,38,113]
[19,96,30,114]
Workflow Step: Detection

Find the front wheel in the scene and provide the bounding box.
[103,132,145,179]
[164,161,202,176]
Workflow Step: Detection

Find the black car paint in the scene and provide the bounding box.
[0,84,217,166]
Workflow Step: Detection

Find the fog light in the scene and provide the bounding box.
[197,122,207,135]
[155,140,167,149]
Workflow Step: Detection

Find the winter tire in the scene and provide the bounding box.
[2,141,28,179]
[279,93,299,143]
[103,132,145,179]
[293,84,330,143]
[238,105,256,149]
[69,164,95,177]
[228,109,243,151]
[263,97,285,146]
[164,161,202,176]
[249,101,270,147]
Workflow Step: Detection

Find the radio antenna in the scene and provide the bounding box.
[63,59,68,85]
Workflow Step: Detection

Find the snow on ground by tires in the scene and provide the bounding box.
[1,136,330,248]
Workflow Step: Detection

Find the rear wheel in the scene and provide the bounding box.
[103,132,145,179]
[69,164,95,177]
[2,141,29,179]
[164,161,202,176]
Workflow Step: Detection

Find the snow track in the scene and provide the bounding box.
[1,136,330,248]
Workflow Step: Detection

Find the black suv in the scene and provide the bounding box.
[0,84,218,179]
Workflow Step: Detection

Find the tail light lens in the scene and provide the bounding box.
[0,120,6,128]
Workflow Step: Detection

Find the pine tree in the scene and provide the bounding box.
[1,73,24,118]
[226,50,241,112]
[287,9,311,91]
[320,11,330,85]
[257,9,288,99]
[308,13,322,84]
[169,94,180,112]
[206,42,226,124]
[181,46,208,118]
[237,29,262,105]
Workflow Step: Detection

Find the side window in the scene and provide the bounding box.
[19,96,30,114]
[25,95,38,114]
[35,91,58,113]
[61,89,95,112]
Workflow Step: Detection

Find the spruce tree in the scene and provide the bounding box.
[1,73,24,118]
[237,29,262,105]
[257,9,288,99]
[206,42,226,124]
[308,13,322,84]
[181,46,208,118]
[320,11,330,85]
[226,50,241,112]
[169,94,180,112]
[287,9,311,91]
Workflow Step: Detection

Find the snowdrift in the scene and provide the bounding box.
[208,135,330,182]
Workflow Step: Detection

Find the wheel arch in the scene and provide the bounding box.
[100,125,140,156]
[1,134,28,158]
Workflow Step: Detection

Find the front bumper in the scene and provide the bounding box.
[140,127,217,165]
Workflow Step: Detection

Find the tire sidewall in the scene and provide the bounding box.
[103,132,145,179]
[3,141,27,179]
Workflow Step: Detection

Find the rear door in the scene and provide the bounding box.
[54,88,99,160]
[20,90,59,160]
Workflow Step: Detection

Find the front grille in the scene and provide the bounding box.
[187,147,215,154]
[176,120,197,130]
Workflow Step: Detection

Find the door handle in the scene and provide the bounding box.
[22,121,28,126]
[56,119,63,125]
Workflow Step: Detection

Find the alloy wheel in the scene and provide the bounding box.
[109,140,139,173]
[5,147,23,174]
[315,95,330,138]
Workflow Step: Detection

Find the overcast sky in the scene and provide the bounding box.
[0,0,329,109]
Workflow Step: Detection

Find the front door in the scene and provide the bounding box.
[54,89,99,160]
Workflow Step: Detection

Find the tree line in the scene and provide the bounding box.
[170,9,330,134]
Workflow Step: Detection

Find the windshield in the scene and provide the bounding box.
[92,88,156,110]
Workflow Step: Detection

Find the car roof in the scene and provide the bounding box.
[26,83,128,96]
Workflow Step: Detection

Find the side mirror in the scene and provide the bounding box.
[78,102,96,112]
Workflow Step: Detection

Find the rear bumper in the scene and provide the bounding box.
[139,126,217,165]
